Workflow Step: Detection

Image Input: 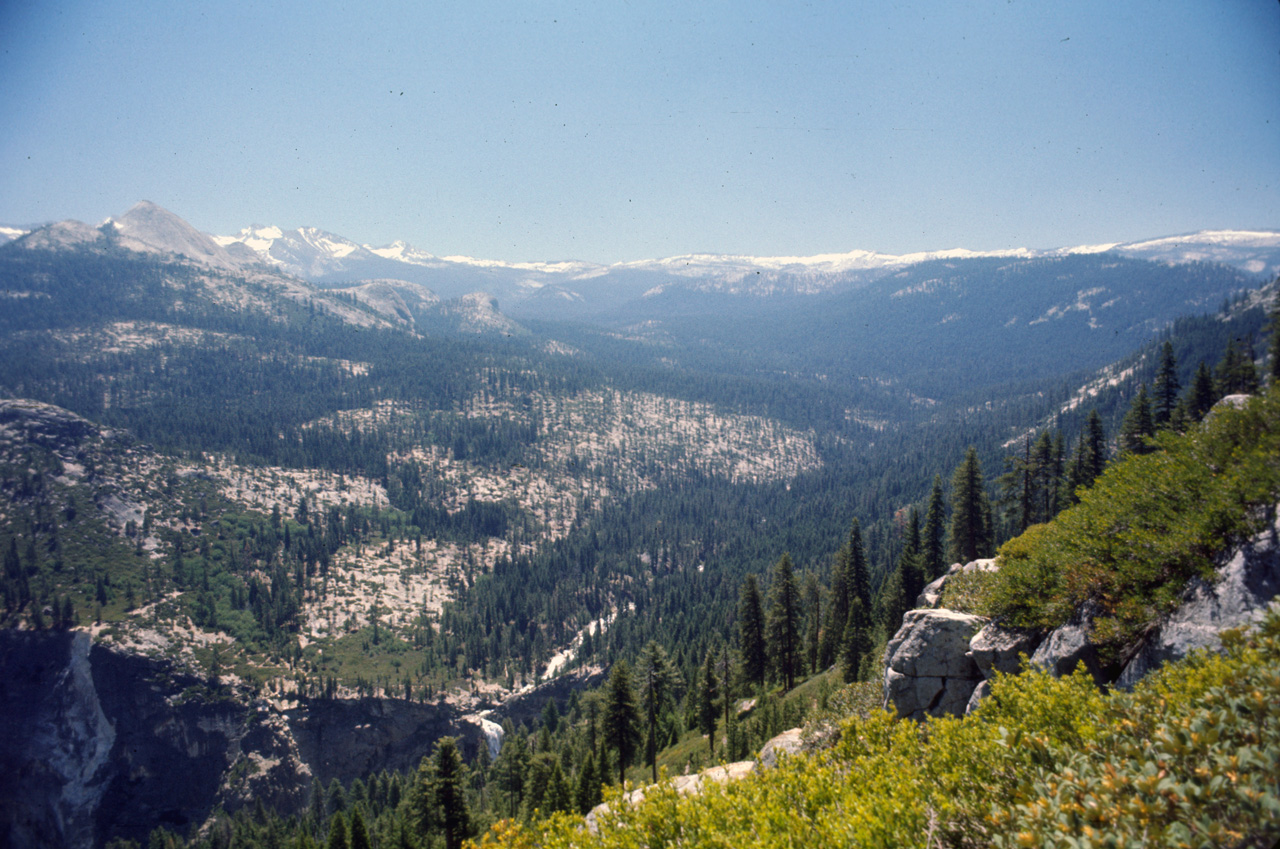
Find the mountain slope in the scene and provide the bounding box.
[105,201,260,271]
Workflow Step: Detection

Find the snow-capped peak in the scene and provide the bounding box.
[212,224,286,256]
[208,218,1280,300]
[297,227,362,259]
[367,240,441,266]
[0,225,30,244]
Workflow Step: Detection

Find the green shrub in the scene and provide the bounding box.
[987,387,1280,655]
[935,565,1000,617]
[991,618,1280,848]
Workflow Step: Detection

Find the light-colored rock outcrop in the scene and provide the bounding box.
[883,609,987,720]
[584,761,756,833]
[969,623,1043,680]
[890,502,1280,719]
[585,724,808,833]
[757,727,804,768]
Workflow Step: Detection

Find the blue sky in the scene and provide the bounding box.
[1,1,1277,263]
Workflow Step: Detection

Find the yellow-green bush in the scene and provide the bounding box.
[991,617,1280,848]
[935,562,1001,617]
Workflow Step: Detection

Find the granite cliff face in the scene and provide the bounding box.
[0,633,485,849]
[0,632,116,849]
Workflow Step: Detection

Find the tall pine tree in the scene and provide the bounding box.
[349,809,372,849]
[637,641,679,784]
[818,555,848,670]
[1152,340,1180,427]
[1184,361,1219,421]
[327,813,349,849]
[881,509,924,638]
[947,447,992,565]
[432,737,471,849]
[602,660,641,784]
[1119,384,1156,455]
[737,574,766,690]
[1216,338,1260,396]
[765,553,801,691]
[697,648,718,757]
[574,750,602,814]
[921,475,947,580]
[845,518,872,614]
[841,596,872,684]
[802,571,821,675]
[1270,293,1280,382]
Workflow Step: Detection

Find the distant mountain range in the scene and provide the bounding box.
[209,221,1280,319]
[4,203,1278,318]
[209,220,1280,287]
[5,201,1278,401]
[1,202,523,336]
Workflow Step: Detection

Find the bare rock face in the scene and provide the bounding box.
[0,399,100,452]
[0,633,484,849]
[106,200,247,271]
[0,632,115,849]
[757,727,804,768]
[969,623,1043,680]
[883,609,987,721]
[1117,508,1280,688]
[1027,600,1114,684]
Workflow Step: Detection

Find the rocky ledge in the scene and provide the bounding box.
[884,504,1280,721]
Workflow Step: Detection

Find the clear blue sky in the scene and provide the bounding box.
[1,1,1277,264]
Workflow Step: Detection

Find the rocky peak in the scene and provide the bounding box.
[0,399,100,453]
[439,291,524,335]
[104,201,247,271]
[11,219,105,251]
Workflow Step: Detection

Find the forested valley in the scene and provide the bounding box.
[1,230,1278,848]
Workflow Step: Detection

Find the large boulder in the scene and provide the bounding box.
[757,728,804,768]
[1116,508,1280,688]
[883,609,987,720]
